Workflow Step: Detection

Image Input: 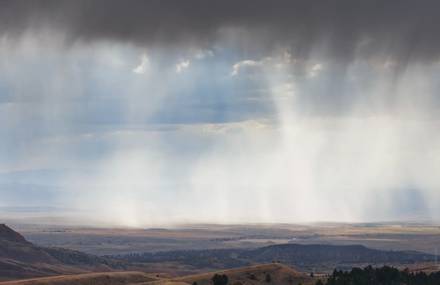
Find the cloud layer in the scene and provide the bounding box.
[2,0,440,63]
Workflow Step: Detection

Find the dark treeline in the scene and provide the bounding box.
[317,265,440,285]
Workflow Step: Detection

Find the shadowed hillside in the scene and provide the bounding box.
[0,225,29,244]
[0,225,124,280]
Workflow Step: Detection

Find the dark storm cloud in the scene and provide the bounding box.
[1,0,440,63]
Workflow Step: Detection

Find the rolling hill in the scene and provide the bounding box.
[173,263,314,285]
[0,264,314,285]
[0,271,157,285]
[0,224,123,280]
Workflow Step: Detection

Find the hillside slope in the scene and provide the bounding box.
[0,224,123,280]
[0,271,157,285]
[174,263,313,285]
[0,264,313,285]
[132,263,313,285]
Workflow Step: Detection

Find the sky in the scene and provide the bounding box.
[1,0,440,226]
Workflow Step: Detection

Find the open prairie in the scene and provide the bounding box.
[15,223,440,256]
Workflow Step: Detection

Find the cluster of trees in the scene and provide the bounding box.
[209,273,272,285]
[316,265,440,285]
[212,274,229,285]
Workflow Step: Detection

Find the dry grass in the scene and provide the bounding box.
[0,271,158,285]
[0,264,317,285]
[170,263,314,285]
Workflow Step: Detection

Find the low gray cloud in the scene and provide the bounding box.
[1,0,440,64]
